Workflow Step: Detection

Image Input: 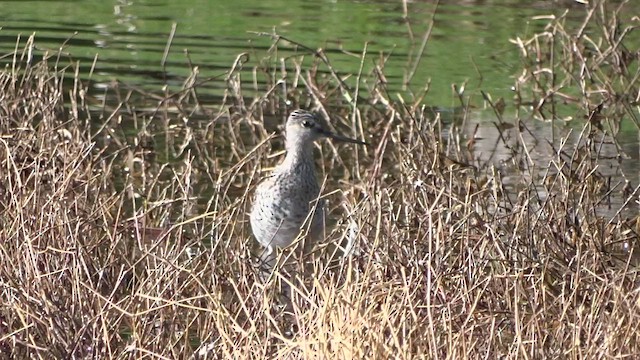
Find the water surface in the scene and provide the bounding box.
[2,0,639,217]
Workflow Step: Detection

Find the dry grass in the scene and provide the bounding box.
[1,2,640,358]
[511,0,639,129]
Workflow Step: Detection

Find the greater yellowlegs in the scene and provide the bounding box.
[250,109,367,268]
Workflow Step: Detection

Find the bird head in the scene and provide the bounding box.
[285,110,368,148]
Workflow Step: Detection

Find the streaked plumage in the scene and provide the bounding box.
[250,110,367,265]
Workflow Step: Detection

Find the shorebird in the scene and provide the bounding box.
[250,109,367,269]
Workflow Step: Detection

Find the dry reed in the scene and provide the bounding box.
[1,1,640,358]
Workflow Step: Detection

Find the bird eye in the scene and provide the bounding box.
[301,120,313,128]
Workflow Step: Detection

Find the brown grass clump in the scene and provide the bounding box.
[1,2,640,358]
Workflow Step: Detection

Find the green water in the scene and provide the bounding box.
[0,0,573,105]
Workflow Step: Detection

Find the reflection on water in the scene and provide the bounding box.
[465,114,640,218]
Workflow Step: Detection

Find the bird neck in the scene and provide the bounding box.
[282,141,315,172]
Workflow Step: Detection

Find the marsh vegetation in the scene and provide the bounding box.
[1,1,639,358]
